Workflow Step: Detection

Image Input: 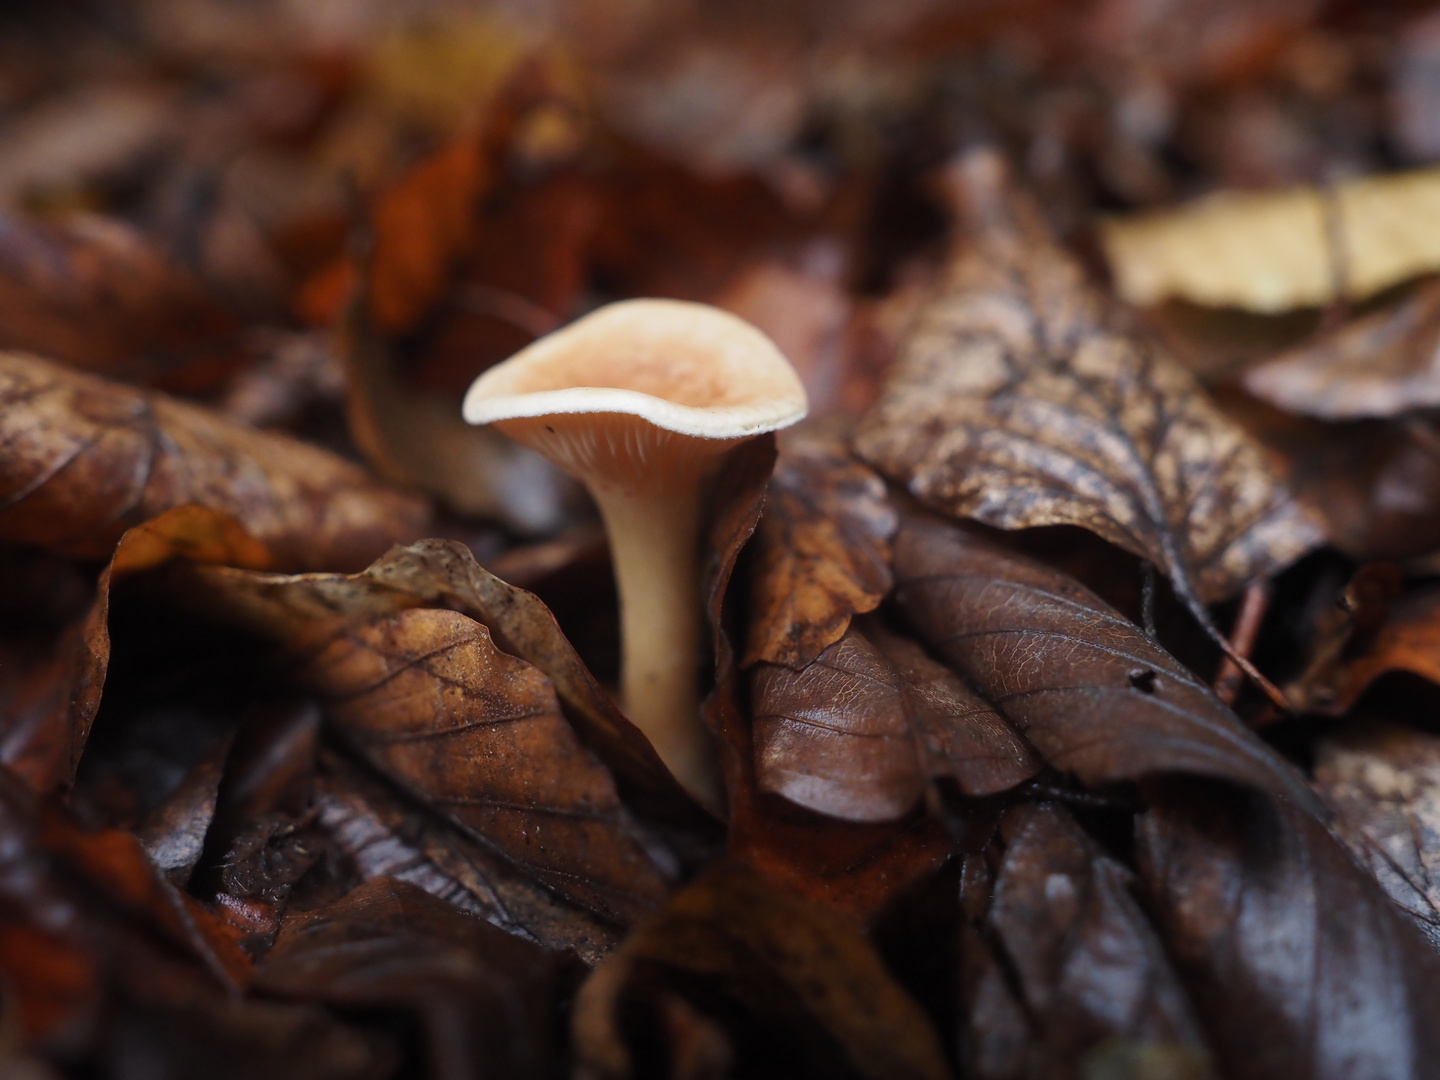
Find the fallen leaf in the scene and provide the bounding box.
[314,750,622,965]
[0,214,239,386]
[1315,584,1440,713]
[963,802,1213,1078]
[0,352,428,570]
[751,620,1039,822]
[570,863,953,1080]
[261,604,674,925]
[1,506,272,792]
[891,512,1322,813]
[700,436,953,917]
[1102,166,1440,312]
[742,431,896,670]
[1313,720,1440,950]
[134,734,230,888]
[855,150,1321,634]
[257,878,579,1080]
[174,538,706,827]
[1136,779,1440,1080]
[1243,282,1440,419]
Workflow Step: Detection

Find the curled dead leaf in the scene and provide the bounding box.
[742,431,896,670]
[0,352,428,570]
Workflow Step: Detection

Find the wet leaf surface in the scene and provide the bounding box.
[751,620,1039,822]
[1137,779,1440,1080]
[892,512,1321,812]
[742,430,896,670]
[962,802,1213,1080]
[570,863,952,1080]
[0,352,428,570]
[256,877,580,1080]
[855,150,1322,609]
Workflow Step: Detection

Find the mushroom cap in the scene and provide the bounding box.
[462,299,808,440]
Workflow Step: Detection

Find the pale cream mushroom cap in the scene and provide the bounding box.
[462,298,808,811]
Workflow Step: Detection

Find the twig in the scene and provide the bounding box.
[1213,579,1271,706]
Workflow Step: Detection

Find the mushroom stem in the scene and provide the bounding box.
[590,478,721,811]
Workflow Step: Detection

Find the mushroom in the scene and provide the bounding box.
[462,299,808,808]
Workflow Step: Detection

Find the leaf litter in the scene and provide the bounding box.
[3,3,1440,1077]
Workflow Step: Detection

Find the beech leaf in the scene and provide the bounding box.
[1137,780,1440,1080]
[892,513,1323,814]
[0,352,428,570]
[854,150,1323,611]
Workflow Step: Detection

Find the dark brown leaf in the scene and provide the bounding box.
[1243,281,1440,420]
[0,214,239,386]
[962,802,1212,1080]
[1311,584,1440,714]
[281,606,672,925]
[1137,780,1440,1080]
[314,751,621,965]
[700,437,953,917]
[177,537,706,827]
[1312,721,1440,951]
[854,150,1322,609]
[0,352,428,570]
[892,512,1322,813]
[742,430,896,670]
[1,506,272,792]
[570,863,952,1080]
[751,621,1038,822]
[257,878,578,1080]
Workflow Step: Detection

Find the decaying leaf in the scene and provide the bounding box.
[751,619,1039,822]
[1,505,272,792]
[257,878,579,1080]
[1243,282,1440,419]
[290,606,671,925]
[962,802,1213,1079]
[570,863,952,1080]
[855,150,1322,628]
[702,436,952,918]
[1313,720,1440,950]
[0,352,428,570]
[892,513,1322,813]
[1137,780,1440,1080]
[1102,166,1440,312]
[1313,584,1440,713]
[173,538,704,825]
[315,751,621,965]
[742,431,896,670]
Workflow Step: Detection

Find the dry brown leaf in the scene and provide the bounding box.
[0,352,428,570]
[751,620,1039,823]
[701,436,952,918]
[855,150,1322,622]
[570,863,952,1080]
[1243,282,1440,419]
[1102,167,1440,312]
[742,431,896,669]
[0,506,272,792]
[287,606,670,925]
[175,538,704,826]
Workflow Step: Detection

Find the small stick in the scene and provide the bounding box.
[1140,560,1158,640]
[1214,579,1271,706]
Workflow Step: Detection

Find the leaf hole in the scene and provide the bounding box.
[1128,668,1158,693]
